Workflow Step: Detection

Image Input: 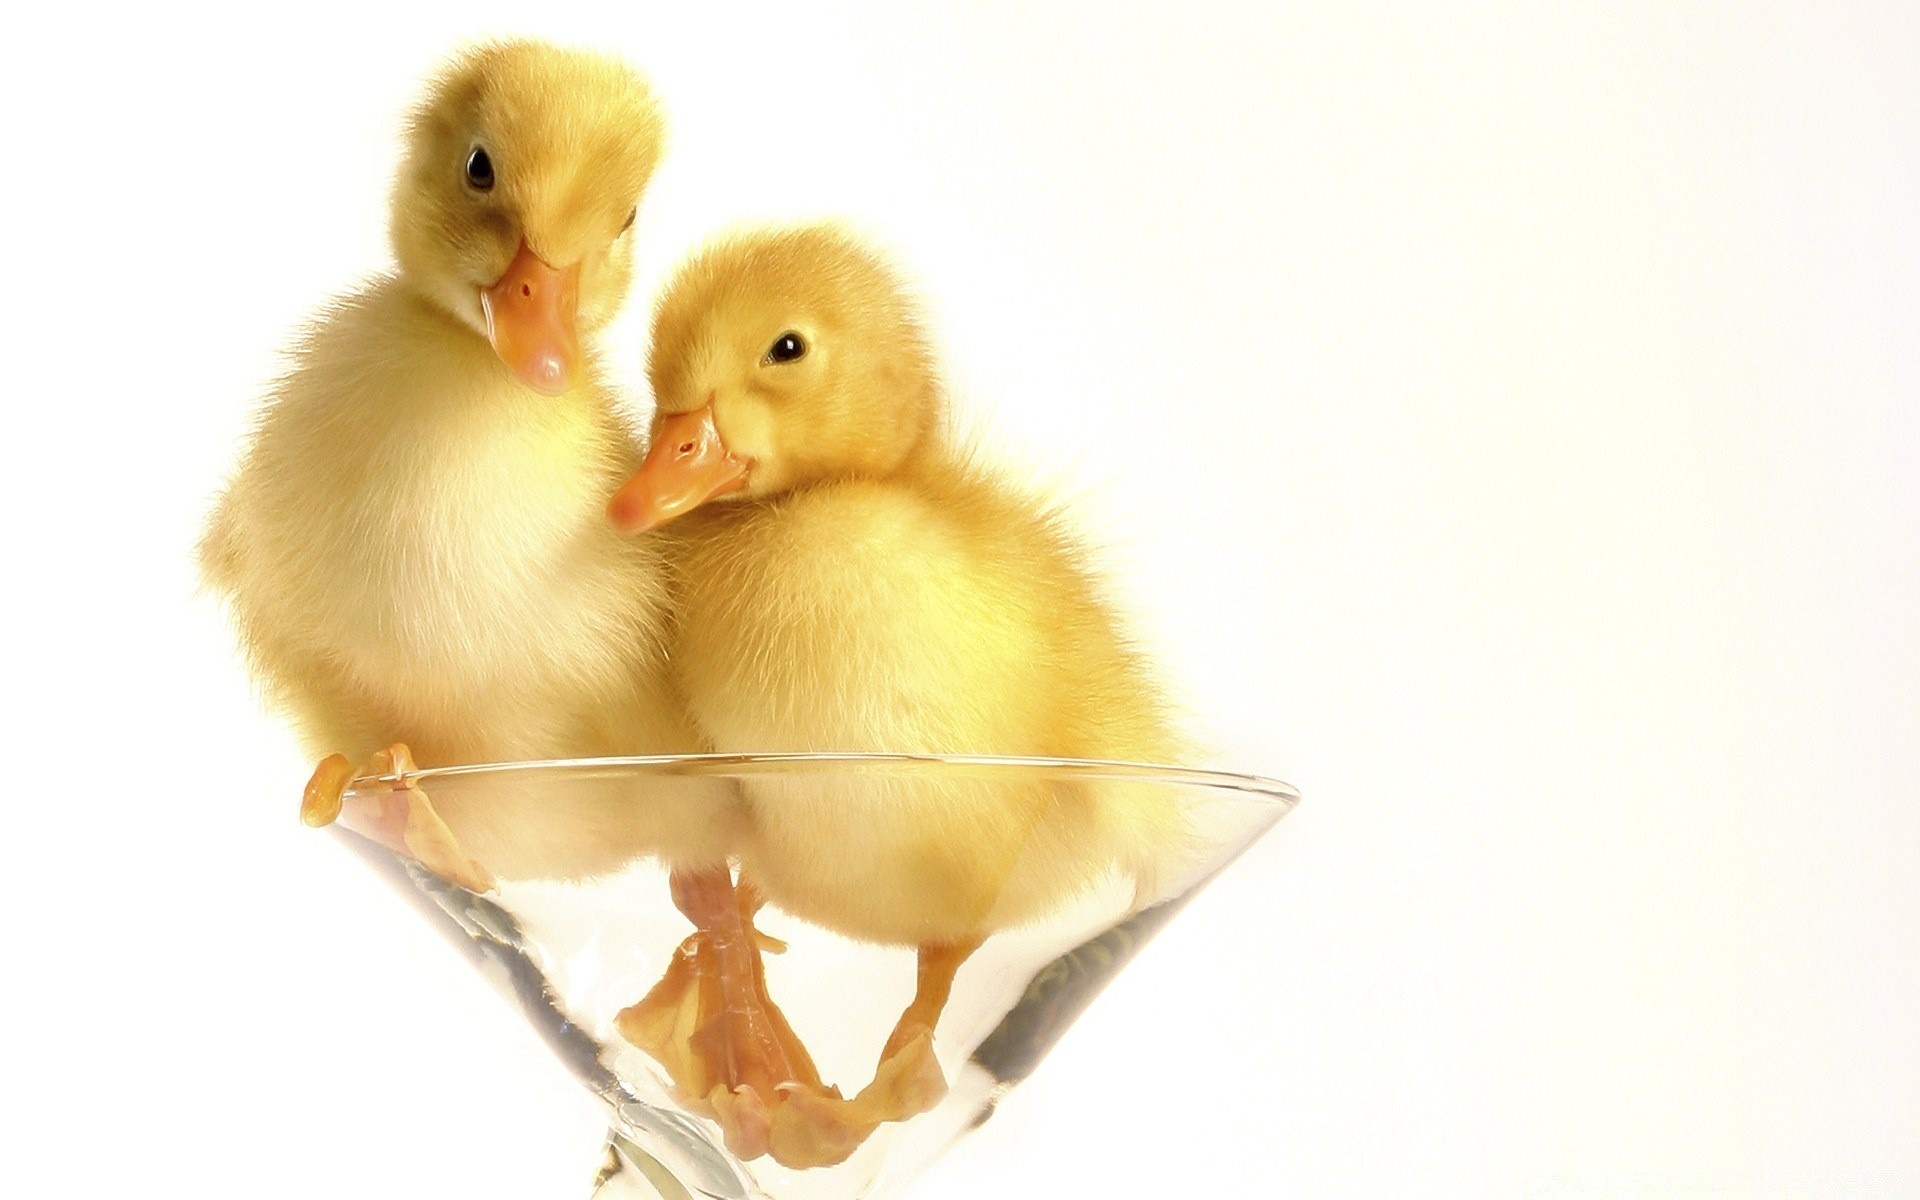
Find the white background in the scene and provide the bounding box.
[5,2,1916,1197]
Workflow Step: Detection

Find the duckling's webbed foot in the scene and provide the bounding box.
[300,743,495,893]
[618,866,872,1166]
[743,1023,947,1167]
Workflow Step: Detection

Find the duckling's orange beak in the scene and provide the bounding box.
[608,406,750,533]
[482,241,580,396]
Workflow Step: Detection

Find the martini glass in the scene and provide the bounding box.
[329,753,1297,1199]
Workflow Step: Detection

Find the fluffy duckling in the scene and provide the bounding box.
[201,41,712,883]
[607,225,1187,1161]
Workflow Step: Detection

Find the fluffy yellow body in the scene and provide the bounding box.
[644,227,1189,946]
[201,42,716,877]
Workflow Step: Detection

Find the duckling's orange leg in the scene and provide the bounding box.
[882,939,981,1061]
[670,866,825,1100]
[790,938,973,1132]
[299,743,494,893]
[617,866,834,1161]
[616,868,940,1168]
[753,938,979,1154]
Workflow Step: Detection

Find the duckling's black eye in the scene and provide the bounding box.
[465,147,494,191]
[765,332,807,364]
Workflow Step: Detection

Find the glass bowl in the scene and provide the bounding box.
[328,752,1298,1199]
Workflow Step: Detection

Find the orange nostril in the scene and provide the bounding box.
[677,441,696,455]
[520,282,532,298]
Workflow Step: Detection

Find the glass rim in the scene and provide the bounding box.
[346,751,1301,809]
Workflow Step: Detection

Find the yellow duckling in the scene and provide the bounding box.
[607,225,1187,1162]
[201,41,709,884]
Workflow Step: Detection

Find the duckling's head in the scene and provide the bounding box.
[390,40,663,395]
[608,226,941,532]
